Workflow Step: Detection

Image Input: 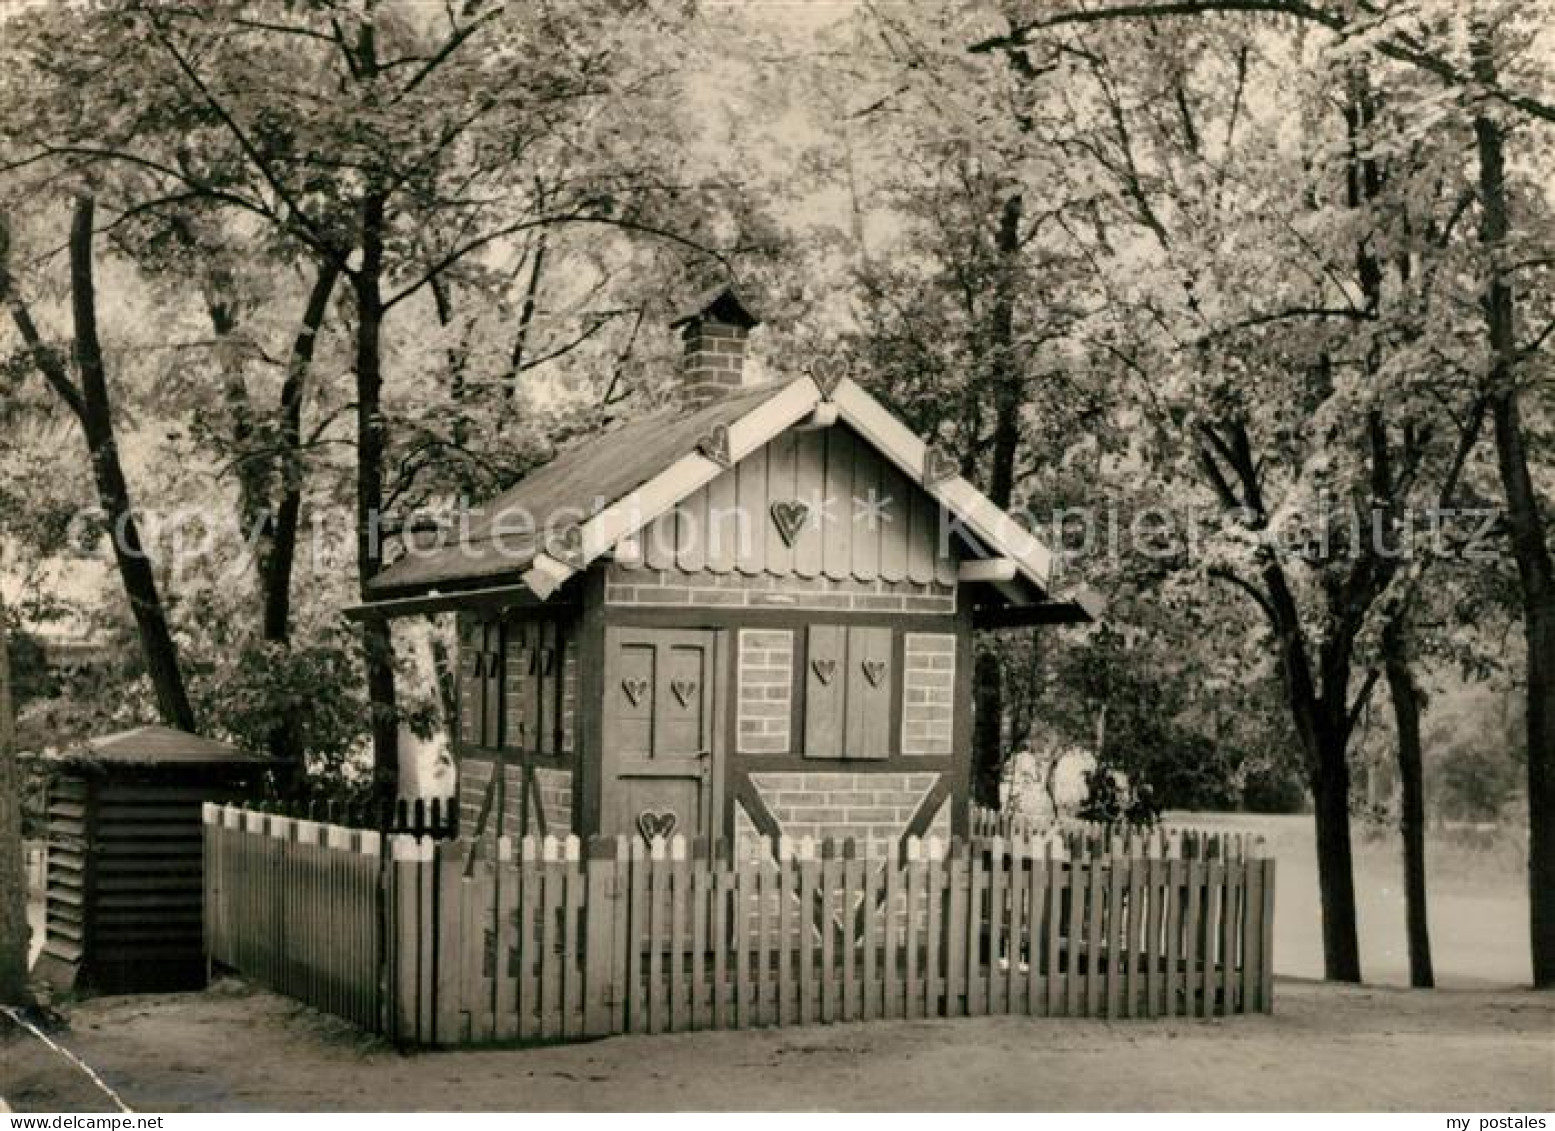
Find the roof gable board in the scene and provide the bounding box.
[520,375,1057,600]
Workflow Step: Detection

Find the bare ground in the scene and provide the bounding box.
[3,979,1551,1112]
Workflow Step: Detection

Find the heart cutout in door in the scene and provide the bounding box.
[811,658,837,685]
[769,500,810,547]
[862,659,887,688]
[621,677,649,707]
[670,679,698,708]
[638,809,678,843]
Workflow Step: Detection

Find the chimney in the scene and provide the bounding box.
[668,285,760,407]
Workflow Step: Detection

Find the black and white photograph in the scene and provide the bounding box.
[0,0,1551,1116]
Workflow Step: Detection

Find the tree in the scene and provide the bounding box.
[969,0,1555,989]
[3,1,759,798]
[0,582,30,1004]
[1,198,197,733]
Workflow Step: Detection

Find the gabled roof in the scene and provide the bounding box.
[363,374,1092,622]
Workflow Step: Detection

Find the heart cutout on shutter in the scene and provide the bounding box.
[621,677,649,707]
[637,809,678,843]
[670,679,697,708]
[545,524,585,569]
[922,445,959,487]
[769,500,810,547]
[862,659,887,688]
[811,658,837,685]
[696,422,732,467]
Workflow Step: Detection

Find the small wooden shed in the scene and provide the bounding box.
[32,725,270,994]
[357,288,1101,858]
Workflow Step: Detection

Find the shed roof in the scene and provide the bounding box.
[65,725,271,766]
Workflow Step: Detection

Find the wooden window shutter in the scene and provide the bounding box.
[536,620,559,755]
[803,625,846,759]
[481,621,503,748]
[505,622,532,752]
[843,625,892,760]
[458,618,481,746]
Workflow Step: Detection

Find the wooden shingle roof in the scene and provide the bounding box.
[369,382,788,597]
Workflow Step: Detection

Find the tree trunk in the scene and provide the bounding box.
[261,261,340,789]
[1471,35,1555,988]
[354,189,399,803]
[1383,615,1434,988]
[0,589,30,1004]
[971,192,1024,808]
[70,198,197,732]
[264,261,340,647]
[1310,721,1363,983]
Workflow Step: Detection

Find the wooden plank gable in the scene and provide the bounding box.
[641,421,959,587]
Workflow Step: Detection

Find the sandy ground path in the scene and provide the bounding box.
[3,979,1551,1112]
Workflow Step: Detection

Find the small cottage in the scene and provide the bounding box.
[361,289,1099,857]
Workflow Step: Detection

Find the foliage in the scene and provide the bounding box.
[1075,767,1160,830]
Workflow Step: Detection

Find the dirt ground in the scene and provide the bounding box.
[3,978,1551,1112]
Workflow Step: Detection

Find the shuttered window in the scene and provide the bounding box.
[803,624,893,760]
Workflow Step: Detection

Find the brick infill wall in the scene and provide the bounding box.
[605,564,955,615]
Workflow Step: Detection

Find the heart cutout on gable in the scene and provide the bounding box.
[922,445,959,488]
[545,524,585,569]
[670,679,698,708]
[696,422,732,468]
[862,659,888,688]
[621,677,649,707]
[806,353,851,399]
[637,809,678,843]
[770,500,810,547]
[811,658,837,686]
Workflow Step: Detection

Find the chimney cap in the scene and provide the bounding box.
[668,283,760,331]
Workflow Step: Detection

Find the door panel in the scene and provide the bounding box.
[602,628,723,844]
[616,642,656,757]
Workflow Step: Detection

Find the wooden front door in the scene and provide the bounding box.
[601,627,724,845]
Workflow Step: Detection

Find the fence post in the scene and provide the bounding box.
[583,836,621,1037]
[389,834,431,1044]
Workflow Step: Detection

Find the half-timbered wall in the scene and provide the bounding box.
[455,613,579,757]
[455,611,580,840]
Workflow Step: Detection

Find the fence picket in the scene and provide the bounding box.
[757,846,774,1028]
[946,839,967,1018]
[691,850,710,1032]
[924,840,943,1019]
[562,836,585,1039]
[860,851,879,1022]
[842,841,862,1023]
[1105,856,1124,1019]
[775,844,793,1027]
[1005,837,1026,1015]
[670,837,688,1034]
